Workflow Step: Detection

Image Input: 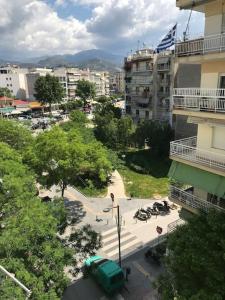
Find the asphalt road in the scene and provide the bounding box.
[62,246,162,300]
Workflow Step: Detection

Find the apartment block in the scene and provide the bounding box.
[0,66,28,99]
[109,71,125,95]
[124,49,174,123]
[169,0,225,215]
[124,49,155,121]
[154,52,173,122]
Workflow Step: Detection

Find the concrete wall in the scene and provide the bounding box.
[197,123,225,153]
[174,64,201,139]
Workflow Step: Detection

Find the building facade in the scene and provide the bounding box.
[169,0,225,215]
[124,49,174,123]
[0,65,110,101]
[0,66,28,99]
[109,71,125,95]
[124,49,155,121]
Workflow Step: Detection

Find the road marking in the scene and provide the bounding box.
[101,227,118,237]
[107,238,141,258]
[132,261,152,282]
[103,234,135,252]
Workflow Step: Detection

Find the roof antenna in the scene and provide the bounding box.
[183,2,194,41]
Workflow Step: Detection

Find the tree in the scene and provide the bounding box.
[134,120,174,156]
[0,87,13,98]
[158,211,225,299]
[0,140,103,299]
[0,142,72,299]
[69,110,89,125]
[0,119,33,152]
[34,74,65,112]
[28,126,112,197]
[75,79,96,106]
[94,113,134,150]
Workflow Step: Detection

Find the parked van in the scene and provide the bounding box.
[84,256,125,294]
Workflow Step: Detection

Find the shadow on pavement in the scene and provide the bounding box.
[62,277,107,300]
[64,198,87,225]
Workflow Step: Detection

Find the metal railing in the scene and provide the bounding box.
[173,88,225,113]
[167,218,185,233]
[157,64,170,71]
[170,186,225,213]
[170,136,225,171]
[175,33,225,56]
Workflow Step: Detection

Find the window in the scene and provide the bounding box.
[222,13,225,33]
[136,109,139,116]
[212,126,225,150]
[219,76,225,88]
[145,110,149,118]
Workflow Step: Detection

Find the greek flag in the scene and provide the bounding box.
[156,24,177,53]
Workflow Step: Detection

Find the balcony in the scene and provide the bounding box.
[170,136,225,172]
[173,88,225,113]
[175,33,225,57]
[157,64,170,71]
[169,185,225,213]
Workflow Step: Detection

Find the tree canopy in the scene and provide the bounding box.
[27,126,112,197]
[75,79,96,105]
[157,211,225,300]
[34,74,65,111]
[0,142,72,299]
[0,118,33,152]
[134,120,174,156]
[0,87,13,98]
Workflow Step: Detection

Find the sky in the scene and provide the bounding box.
[0,0,205,60]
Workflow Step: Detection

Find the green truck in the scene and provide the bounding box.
[84,256,125,294]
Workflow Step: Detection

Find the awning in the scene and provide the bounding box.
[168,161,225,199]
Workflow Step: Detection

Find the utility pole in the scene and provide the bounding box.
[110,193,122,267]
[117,205,122,267]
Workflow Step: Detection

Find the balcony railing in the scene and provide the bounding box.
[170,186,225,213]
[157,64,170,71]
[173,88,225,113]
[175,33,225,57]
[170,136,225,171]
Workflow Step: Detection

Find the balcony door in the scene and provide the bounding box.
[219,75,225,89]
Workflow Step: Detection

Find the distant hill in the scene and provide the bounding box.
[0,49,124,71]
[37,49,123,71]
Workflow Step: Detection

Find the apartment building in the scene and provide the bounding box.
[169,0,225,215]
[124,49,174,123]
[89,71,110,97]
[26,68,52,100]
[124,49,155,121]
[109,71,125,95]
[0,66,28,99]
[154,52,173,122]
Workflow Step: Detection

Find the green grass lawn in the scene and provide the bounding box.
[119,149,171,198]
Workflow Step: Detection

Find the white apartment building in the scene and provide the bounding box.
[169,0,225,215]
[0,66,28,99]
[0,65,110,101]
[90,71,110,97]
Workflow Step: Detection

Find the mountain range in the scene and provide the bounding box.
[0,49,124,72]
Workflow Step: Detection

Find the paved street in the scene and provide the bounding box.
[40,179,180,299]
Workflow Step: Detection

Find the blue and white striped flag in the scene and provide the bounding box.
[156,24,177,53]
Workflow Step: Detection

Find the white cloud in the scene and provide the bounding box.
[0,0,204,58]
[0,0,94,58]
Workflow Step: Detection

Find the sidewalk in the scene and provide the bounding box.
[107,170,126,200]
